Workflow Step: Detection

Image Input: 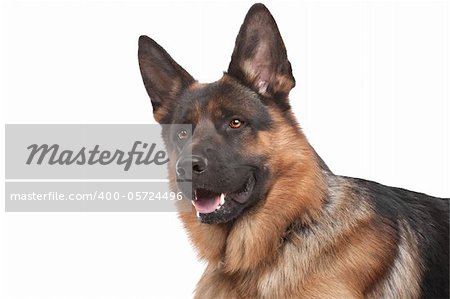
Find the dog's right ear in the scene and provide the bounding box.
[138,35,195,123]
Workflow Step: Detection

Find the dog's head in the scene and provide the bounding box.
[138,4,300,224]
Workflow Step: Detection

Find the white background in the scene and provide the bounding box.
[1,0,449,298]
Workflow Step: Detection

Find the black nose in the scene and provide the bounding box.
[176,155,208,177]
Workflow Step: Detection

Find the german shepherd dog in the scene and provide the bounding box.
[138,4,449,298]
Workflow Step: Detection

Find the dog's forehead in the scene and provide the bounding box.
[180,76,263,121]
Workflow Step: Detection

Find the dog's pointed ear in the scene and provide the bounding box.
[138,35,195,123]
[228,4,295,100]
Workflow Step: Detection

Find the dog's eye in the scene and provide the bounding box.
[177,129,189,140]
[229,119,243,129]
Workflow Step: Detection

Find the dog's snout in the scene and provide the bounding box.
[177,155,208,178]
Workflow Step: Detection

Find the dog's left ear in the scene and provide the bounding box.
[138,35,195,123]
[228,4,295,100]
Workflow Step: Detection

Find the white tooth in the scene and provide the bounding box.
[191,200,195,206]
[196,212,200,218]
[220,194,225,205]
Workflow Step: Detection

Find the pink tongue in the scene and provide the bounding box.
[193,195,220,214]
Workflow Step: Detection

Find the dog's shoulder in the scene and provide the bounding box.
[343,176,449,298]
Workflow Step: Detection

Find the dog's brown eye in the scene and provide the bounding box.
[177,129,188,140]
[229,119,243,129]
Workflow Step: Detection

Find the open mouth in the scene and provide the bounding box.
[192,175,256,215]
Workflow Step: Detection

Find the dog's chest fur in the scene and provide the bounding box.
[191,175,426,299]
